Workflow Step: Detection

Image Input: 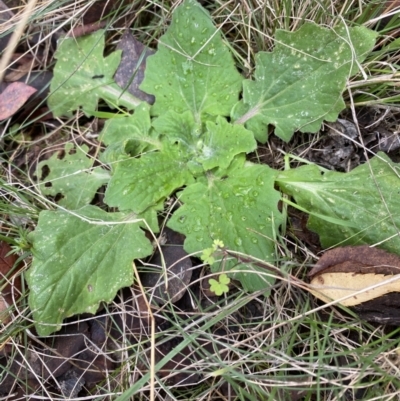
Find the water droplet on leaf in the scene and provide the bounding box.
[235,238,242,246]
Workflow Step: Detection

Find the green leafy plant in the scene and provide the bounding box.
[28,0,379,335]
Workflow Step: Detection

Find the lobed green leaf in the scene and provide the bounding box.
[36,143,110,210]
[168,156,283,292]
[276,153,400,253]
[152,110,201,147]
[100,103,160,163]
[199,117,256,170]
[233,23,377,142]
[153,111,256,171]
[104,143,194,213]
[49,30,141,117]
[140,0,242,122]
[26,206,153,336]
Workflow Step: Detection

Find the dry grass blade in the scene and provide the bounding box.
[0,0,38,82]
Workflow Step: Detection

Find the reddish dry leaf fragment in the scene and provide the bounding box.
[66,21,107,38]
[0,242,21,299]
[0,81,37,120]
[0,241,22,324]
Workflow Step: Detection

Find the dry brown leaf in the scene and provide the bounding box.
[309,245,400,277]
[308,245,400,306]
[0,81,37,120]
[114,31,155,104]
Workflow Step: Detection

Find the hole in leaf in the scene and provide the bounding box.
[54,193,64,202]
[39,164,50,180]
[57,149,66,159]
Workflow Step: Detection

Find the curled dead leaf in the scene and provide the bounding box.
[309,245,400,278]
[308,245,400,307]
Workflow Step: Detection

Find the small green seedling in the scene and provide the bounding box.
[209,273,231,296]
[201,239,225,265]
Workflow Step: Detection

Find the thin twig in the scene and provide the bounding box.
[132,261,155,401]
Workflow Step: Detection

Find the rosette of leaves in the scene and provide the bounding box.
[104,0,283,292]
[28,0,376,335]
